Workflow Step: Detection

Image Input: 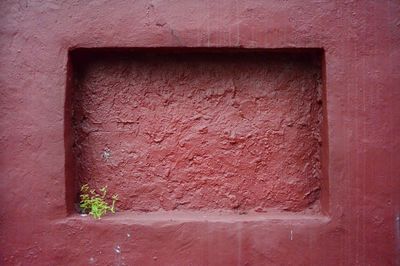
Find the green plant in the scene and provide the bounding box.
[80,184,118,219]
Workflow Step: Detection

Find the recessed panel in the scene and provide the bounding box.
[70,49,323,213]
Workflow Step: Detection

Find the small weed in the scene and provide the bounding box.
[80,184,118,219]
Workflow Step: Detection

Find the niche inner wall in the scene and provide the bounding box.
[71,51,323,213]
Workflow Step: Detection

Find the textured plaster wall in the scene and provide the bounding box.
[0,1,399,265]
[72,50,323,213]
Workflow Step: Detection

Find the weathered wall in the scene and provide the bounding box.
[72,50,323,213]
[0,1,399,265]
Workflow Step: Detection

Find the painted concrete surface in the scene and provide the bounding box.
[0,1,399,265]
[71,50,323,213]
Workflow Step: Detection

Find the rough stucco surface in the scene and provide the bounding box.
[73,52,322,213]
[1,0,400,265]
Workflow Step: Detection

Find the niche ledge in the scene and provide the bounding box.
[62,210,330,225]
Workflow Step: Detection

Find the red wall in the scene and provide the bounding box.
[1,1,399,265]
[70,49,324,213]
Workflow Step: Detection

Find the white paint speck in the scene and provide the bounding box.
[114,245,121,254]
[127,233,131,238]
[102,147,111,161]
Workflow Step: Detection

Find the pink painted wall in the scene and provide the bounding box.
[0,1,399,265]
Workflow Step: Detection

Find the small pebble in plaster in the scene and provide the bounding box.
[89,257,95,264]
[114,245,121,254]
[127,233,131,238]
[102,147,111,161]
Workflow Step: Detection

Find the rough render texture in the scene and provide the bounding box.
[72,51,323,213]
[0,1,399,265]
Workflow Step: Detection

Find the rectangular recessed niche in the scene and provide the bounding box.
[65,48,327,215]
